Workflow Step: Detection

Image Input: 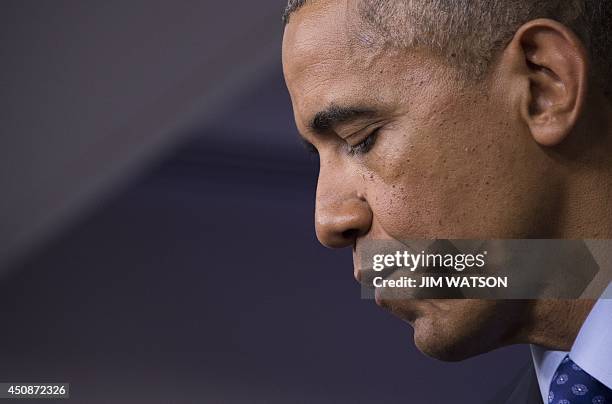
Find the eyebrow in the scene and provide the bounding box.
[308,104,378,134]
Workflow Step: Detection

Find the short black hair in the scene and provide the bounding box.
[282,0,308,25]
[282,0,612,93]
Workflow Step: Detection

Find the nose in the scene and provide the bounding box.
[315,195,373,249]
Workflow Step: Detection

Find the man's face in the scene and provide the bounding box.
[282,1,558,360]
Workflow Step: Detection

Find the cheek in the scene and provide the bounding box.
[362,105,550,238]
[364,140,468,238]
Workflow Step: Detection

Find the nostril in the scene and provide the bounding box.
[341,228,360,240]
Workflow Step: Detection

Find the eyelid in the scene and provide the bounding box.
[347,127,381,155]
[344,122,384,146]
[342,120,385,142]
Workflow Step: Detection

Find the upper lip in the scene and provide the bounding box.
[353,238,411,286]
[354,262,398,287]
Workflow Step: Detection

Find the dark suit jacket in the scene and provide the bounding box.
[486,361,544,404]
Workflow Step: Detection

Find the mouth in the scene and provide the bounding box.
[353,245,462,328]
[353,263,398,286]
[352,239,446,327]
[352,238,410,285]
[353,259,421,323]
[374,287,421,325]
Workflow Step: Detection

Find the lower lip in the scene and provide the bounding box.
[374,289,420,325]
[374,287,385,307]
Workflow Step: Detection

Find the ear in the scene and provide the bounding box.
[504,19,589,146]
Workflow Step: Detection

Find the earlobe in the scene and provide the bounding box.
[512,19,589,146]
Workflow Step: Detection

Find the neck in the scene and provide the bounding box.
[519,94,612,349]
[552,93,612,238]
[521,299,595,350]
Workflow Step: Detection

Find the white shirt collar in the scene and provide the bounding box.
[531,282,612,403]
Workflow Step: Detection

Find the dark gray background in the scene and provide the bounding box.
[0,1,528,403]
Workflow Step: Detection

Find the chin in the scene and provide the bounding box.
[406,299,522,362]
[412,316,482,362]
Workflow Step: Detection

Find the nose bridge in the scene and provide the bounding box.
[315,160,372,248]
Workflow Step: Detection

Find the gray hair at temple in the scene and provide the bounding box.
[282,0,612,93]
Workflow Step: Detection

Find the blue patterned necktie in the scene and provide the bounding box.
[548,356,612,404]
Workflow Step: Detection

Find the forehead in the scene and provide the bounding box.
[281,1,440,135]
[282,0,404,130]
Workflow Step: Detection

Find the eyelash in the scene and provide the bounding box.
[301,128,381,156]
[348,129,380,156]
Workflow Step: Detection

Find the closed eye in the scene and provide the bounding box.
[348,129,380,155]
